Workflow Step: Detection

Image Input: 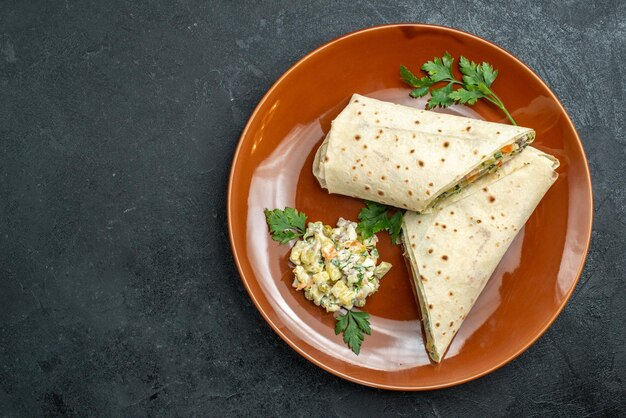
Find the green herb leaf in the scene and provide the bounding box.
[400,65,434,98]
[427,82,454,109]
[356,272,364,288]
[421,51,455,82]
[448,86,485,105]
[400,65,420,86]
[335,312,349,335]
[409,87,428,98]
[475,82,492,96]
[350,311,372,335]
[335,310,371,355]
[458,56,482,86]
[387,211,404,244]
[479,62,498,87]
[357,201,392,239]
[357,201,404,243]
[264,207,307,244]
[459,56,498,89]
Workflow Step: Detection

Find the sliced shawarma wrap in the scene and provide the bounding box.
[401,146,559,363]
[313,94,536,213]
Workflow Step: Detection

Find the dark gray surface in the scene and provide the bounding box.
[1,0,624,416]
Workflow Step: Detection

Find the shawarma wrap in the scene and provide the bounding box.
[401,146,560,362]
[313,94,536,213]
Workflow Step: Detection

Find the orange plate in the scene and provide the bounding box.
[227,24,592,390]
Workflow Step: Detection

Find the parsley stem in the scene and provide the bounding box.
[499,105,517,126]
[486,90,517,125]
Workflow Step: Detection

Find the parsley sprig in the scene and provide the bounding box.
[335,310,371,355]
[400,52,516,125]
[264,207,307,244]
[356,201,403,244]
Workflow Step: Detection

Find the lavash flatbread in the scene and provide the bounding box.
[313,94,536,213]
[401,146,560,362]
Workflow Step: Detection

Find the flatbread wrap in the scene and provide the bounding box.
[313,94,536,213]
[401,146,560,362]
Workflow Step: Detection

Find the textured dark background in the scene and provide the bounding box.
[1,0,624,416]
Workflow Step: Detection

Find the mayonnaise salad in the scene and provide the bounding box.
[289,218,391,312]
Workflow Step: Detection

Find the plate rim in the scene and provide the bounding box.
[227,23,594,391]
